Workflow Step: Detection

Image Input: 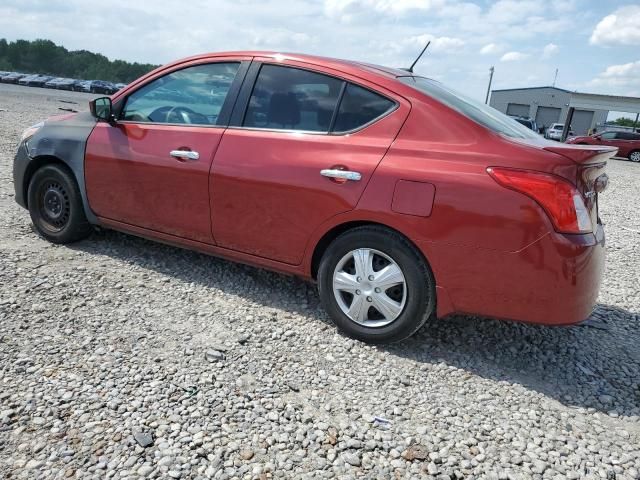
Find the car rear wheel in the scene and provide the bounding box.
[318,226,436,344]
[27,164,92,244]
[629,150,640,163]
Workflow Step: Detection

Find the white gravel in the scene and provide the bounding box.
[1,83,639,479]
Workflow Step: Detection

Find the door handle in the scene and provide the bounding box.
[320,169,361,181]
[170,150,199,160]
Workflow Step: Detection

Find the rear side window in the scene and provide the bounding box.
[400,76,540,139]
[333,83,395,133]
[244,65,343,132]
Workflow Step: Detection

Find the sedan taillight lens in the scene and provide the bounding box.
[487,167,592,234]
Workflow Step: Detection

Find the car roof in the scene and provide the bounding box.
[164,51,410,80]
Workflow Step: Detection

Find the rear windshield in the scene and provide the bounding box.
[399,76,540,140]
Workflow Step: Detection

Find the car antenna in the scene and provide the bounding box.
[404,41,431,73]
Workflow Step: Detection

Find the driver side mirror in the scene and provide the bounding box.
[90,97,113,122]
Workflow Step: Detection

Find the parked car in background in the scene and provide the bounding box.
[18,74,53,87]
[510,115,538,132]
[55,78,77,91]
[545,123,574,141]
[87,80,117,94]
[74,80,92,92]
[115,83,127,91]
[44,77,67,89]
[13,51,614,343]
[567,131,640,162]
[0,72,27,83]
[17,74,37,86]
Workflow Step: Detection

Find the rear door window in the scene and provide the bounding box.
[332,83,396,133]
[243,64,343,132]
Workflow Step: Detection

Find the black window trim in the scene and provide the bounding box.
[227,60,399,136]
[114,60,250,129]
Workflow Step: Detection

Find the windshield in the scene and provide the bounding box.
[399,76,540,139]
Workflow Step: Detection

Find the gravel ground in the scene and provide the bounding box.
[0,83,639,480]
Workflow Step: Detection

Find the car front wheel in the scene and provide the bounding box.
[318,226,436,344]
[27,164,93,244]
[629,150,640,163]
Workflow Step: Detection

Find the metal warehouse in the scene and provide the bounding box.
[489,87,640,139]
[489,86,610,135]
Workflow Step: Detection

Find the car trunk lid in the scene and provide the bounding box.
[544,144,616,230]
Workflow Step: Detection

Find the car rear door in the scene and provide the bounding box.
[210,60,410,265]
[85,58,250,243]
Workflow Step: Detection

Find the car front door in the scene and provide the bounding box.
[85,59,249,243]
[210,60,409,265]
[596,131,620,150]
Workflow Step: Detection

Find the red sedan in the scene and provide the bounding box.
[567,130,640,162]
[13,51,615,343]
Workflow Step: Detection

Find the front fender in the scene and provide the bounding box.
[15,112,98,223]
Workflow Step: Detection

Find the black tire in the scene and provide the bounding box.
[629,150,640,163]
[27,164,92,244]
[317,226,436,344]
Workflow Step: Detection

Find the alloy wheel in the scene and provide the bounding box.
[630,151,640,163]
[332,248,407,327]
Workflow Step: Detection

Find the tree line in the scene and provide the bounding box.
[0,38,159,83]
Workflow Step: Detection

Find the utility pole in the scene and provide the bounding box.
[552,68,558,87]
[485,66,494,104]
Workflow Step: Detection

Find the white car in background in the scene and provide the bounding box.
[545,123,564,140]
[545,123,574,141]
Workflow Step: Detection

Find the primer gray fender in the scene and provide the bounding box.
[25,111,99,224]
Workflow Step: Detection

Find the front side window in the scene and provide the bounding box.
[121,63,240,126]
[601,132,617,140]
[243,65,343,132]
[400,76,541,140]
[333,83,396,133]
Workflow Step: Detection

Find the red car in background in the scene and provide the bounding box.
[567,130,640,162]
[13,51,615,343]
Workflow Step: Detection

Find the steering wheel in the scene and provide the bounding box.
[165,106,198,124]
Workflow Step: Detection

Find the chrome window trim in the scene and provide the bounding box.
[116,120,227,129]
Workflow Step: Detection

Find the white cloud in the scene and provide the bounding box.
[590,6,640,46]
[542,43,558,59]
[324,0,444,22]
[500,51,528,62]
[486,0,538,24]
[249,29,312,48]
[584,60,640,96]
[480,43,501,55]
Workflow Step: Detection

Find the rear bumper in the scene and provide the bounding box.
[423,225,605,325]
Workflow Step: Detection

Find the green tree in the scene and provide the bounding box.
[0,38,158,83]
[611,117,637,128]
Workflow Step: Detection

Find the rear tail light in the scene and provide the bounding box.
[487,167,592,234]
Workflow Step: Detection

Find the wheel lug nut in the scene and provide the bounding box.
[366,296,372,302]
[355,290,361,295]
[375,287,381,293]
[356,277,362,282]
[368,275,374,281]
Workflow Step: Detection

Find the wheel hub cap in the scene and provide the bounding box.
[38,181,70,230]
[332,248,407,327]
[43,188,63,219]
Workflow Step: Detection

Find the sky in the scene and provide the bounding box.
[1,0,639,106]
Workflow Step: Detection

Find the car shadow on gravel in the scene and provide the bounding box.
[71,230,640,418]
[390,306,640,418]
